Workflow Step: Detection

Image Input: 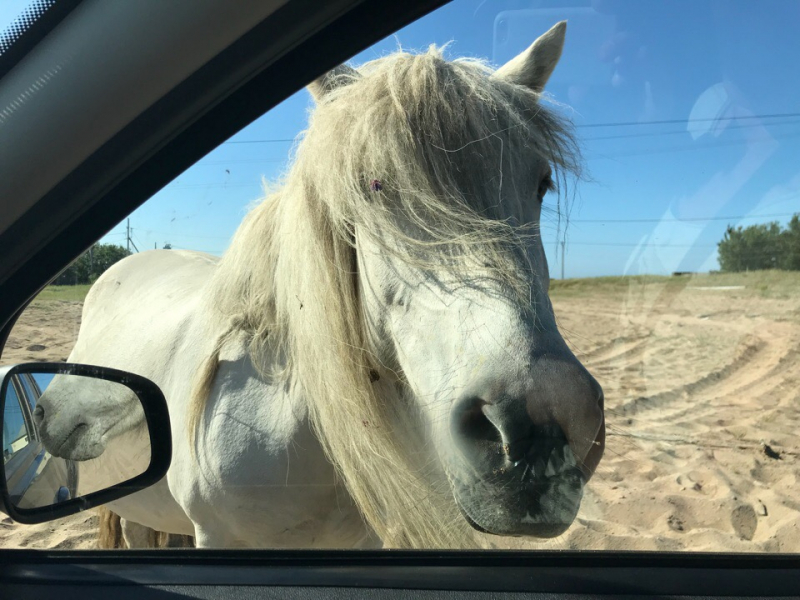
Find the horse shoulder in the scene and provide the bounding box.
[173,332,371,548]
[187,331,320,489]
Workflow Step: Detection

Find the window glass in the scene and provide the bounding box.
[0,1,41,34]
[17,375,39,409]
[3,382,31,462]
[30,373,54,393]
[2,0,800,552]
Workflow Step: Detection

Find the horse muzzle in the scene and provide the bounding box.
[448,422,590,537]
[446,355,605,537]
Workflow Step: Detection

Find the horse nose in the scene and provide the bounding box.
[450,356,604,473]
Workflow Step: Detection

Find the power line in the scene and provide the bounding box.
[141,229,232,240]
[133,211,800,246]
[573,111,800,130]
[583,118,800,143]
[191,119,800,168]
[589,130,800,162]
[216,112,800,146]
[167,242,787,256]
[166,129,800,194]
[565,241,719,248]
[179,126,800,175]
[569,210,799,224]
[180,127,800,173]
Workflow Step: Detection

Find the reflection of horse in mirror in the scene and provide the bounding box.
[35,21,604,548]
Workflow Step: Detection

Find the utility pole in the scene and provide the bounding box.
[561,240,565,280]
[125,218,139,253]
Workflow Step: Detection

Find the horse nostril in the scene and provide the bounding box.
[33,404,45,422]
[453,398,502,445]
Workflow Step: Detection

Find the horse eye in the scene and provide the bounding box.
[537,175,553,202]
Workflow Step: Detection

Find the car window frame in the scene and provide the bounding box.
[16,374,40,413]
[0,0,798,598]
[2,376,34,459]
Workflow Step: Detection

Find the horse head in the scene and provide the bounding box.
[297,21,604,540]
[33,374,145,461]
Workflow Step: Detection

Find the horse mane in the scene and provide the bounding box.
[189,46,580,548]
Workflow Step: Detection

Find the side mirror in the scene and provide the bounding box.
[0,363,170,524]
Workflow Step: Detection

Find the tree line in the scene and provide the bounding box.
[53,243,132,285]
[51,221,799,283]
[718,215,800,272]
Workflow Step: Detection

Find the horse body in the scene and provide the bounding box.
[65,249,372,547]
[35,22,605,548]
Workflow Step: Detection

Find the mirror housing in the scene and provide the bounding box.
[0,363,171,524]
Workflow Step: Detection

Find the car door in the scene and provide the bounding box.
[2,375,42,505]
[2,369,76,510]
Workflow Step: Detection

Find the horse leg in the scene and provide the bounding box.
[193,524,242,548]
[120,517,159,548]
[96,507,124,549]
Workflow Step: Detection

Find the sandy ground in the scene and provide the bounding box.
[2,273,799,551]
[517,273,800,552]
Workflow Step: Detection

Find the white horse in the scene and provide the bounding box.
[34,22,605,549]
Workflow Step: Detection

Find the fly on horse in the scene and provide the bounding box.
[35,22,605,548]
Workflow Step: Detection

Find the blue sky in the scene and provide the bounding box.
[3,0,799,278]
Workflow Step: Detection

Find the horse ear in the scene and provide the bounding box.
[492,21,566,92]
[307,64,361,101]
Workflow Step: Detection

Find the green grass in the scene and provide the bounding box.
[30,284,92,304]
[24,271,800,305]
[550,270,800,300]
[550,274,678,298]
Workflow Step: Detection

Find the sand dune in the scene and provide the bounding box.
[2,272,799,551]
